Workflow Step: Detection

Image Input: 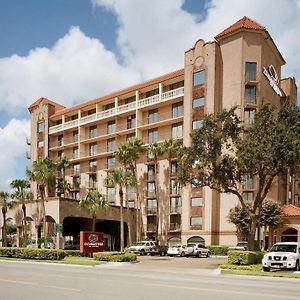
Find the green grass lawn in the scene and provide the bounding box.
[220,263,300,279]
[0,256,104,266]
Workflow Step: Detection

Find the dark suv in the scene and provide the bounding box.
[185,243,210,258]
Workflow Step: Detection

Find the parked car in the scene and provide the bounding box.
[228,241,248,251]
[149,245,168,256]
[185,243,210,258]
[167,245,187,257]
[127,241,157,255]
[262,242,300,272]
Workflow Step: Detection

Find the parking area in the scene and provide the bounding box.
[130,255,227,272]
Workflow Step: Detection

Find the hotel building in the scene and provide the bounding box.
[2,17,299,249]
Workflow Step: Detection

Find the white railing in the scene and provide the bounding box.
[48,87,184,134]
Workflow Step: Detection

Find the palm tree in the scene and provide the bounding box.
[115,139,145,241]
[10,179,33,244]
[78,190,108,232]
[27,157,56,247]
[55,156,72,197]
[106,169,136,251]
[148,142,164,241]
[0,191,14,247]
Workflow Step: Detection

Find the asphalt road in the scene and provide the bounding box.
[1,257,300,300]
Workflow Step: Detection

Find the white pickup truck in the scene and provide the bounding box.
[127,241,157,255]
[262,242,300,272]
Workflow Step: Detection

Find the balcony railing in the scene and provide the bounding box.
[49,87,184,134]
[169,223,181,231]
[170,206,181,214]
[147,207,157,215]
[71,183,80,190]
[147,224,156,232]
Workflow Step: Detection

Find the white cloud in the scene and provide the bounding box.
[0,119,30,191]
[93,0,300,81]
[0,26,140,114]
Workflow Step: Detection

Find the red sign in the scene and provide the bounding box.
[80,231,104,253]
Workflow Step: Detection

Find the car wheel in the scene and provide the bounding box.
[161,251,166,256]
[180,252,184,257]
[169,254,173,257]
[206,251,210,258]
[294,260,300,271]
[140,249,145,256]
[185,254,189,258]
[263,267,270,272]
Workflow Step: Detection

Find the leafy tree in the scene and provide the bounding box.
[0,191,15,247]
[178,104,300,250]
[78,190,108,232]
[10,179,33,244]
[106,169,136,251]
[148,142,164,240]
[115,139,145,241]
[55,156,72,197]
[27,157,56,247]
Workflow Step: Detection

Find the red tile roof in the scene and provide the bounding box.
[215,16,266,39]
[28,97,65,112]
[50,68,184,118]
[282,204,300,217]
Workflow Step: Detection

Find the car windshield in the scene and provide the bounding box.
[270,244,297,253]
[187,243,196,247]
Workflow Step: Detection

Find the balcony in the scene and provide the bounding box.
[147,207,157,215]
[169,223,181,231]
[170,206,181,214]
[70,182,80,191]
[49,87,184,134]
[87,165,97,174]
[88,182,97,189]
[147,223,156,232]
[106,195,116,204]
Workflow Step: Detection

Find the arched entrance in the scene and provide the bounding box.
[281,228,298,242]
[187,236,205,245]
[168,237,181,247]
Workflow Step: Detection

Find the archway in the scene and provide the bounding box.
[187,236,205,245]
[168,237,181,247]
[281,228,298,242]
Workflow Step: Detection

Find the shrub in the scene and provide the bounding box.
[228,250,263,265]
[208,245,229,256]
[0,247,66,260]
[220,263,262,271]
[94,251,137,262]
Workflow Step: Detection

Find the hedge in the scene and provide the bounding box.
[0,247,66,260]
[64,250,90,257]
[208,245,229,256]
[228,250,263,265]
[220,263,262,271]
[94,251,137,262]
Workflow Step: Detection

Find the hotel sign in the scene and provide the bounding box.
[263,65,282,96]
[80,231,104,253]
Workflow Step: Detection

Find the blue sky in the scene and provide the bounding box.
[0,0,299,191]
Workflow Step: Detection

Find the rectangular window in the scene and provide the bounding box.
[147,150,154,162]
[58,135,64,146]
[107,187,116,203]
[147,199,157,214]
[193,70,205,86]
[57,150,63,158]
[245,86,256,104]
[73,163,80,175]
[107,156,115,169]
[89,125,97,138]
[170,215,181,230]
[171,161,178,177]
[193,97,205,108]
[107,138,116,152]
[37,140,44,148]
[243,175,254,190]
[73,191,80,200]
[89,160,97,172]
[148,109,158,124]
[127,115,136,129]
[170,81,184,90]
[104,103,115,110]
[147,165,155,181]
[192,120,203,130]
[89,174,97,188]
[243,191,254,202]
[126,133,136,141]
[72,177,80,189]
[127,186,136,200]
[191,197,203,207]
[37,122,44,133]
[127,200,135,208]
[172,102,183,118]
[170,179,181,195]
[146,89,159,98]
[190,216,202,226]
[170,197,181,213]
[73,130,79,143]
[172,123,183,139]
[107,120,116,134]
[73,147,79,159]
[147,182,156,198]
[245,62,257,81]
[244,109,255,125]
[148,128,158,143]
[89,143,97,156]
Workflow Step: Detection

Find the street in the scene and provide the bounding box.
[1,257,300,300]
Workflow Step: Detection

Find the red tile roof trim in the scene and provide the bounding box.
[282,204,300,217]
[28,97,65,111]
[215,16,266,39]
[50,68,184,118]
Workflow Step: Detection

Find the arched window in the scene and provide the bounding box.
[187,236,205,245]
